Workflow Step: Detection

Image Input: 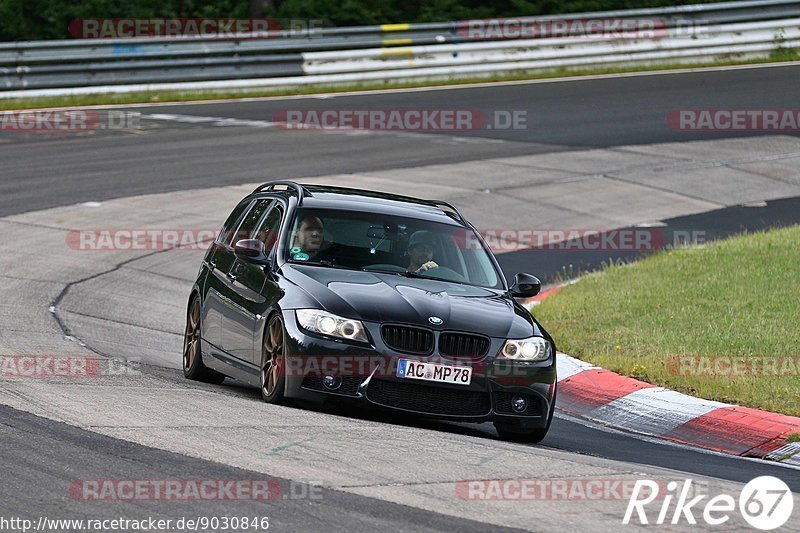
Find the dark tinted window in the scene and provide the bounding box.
[229,199,273,247]
[286,208,503,289]
[253,203,283,252]
[216,199,253,246]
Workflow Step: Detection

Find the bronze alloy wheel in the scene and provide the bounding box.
[261,315,286,403]
[182,295,225,384]
[183,297,201,372]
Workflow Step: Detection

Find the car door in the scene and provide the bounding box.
[220,198,279,363]
[202,198,252,353]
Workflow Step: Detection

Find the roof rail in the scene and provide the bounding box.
[252,181,309,204]
[428,199,467,225]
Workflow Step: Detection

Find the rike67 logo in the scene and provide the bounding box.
[624,476,794,530]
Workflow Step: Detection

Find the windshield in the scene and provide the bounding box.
[285,208,504,289]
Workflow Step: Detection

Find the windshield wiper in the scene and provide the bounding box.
[360,266,415,276]
[400,270,428,279]
[401,270,470,286]
[296,259,352,270]
[363,268,436,280]
[308,264,470,286]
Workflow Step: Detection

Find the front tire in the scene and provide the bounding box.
[260,314,287,404]
[183,295,226,384]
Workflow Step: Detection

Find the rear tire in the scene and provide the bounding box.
[494,386,556,444]
[183,295,226,384]
[260,314,287,404]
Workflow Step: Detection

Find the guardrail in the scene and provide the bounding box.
[304,18,800,74]
[1,0,798,99]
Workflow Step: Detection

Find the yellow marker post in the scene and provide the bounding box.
[382,38,413,46]
[379,48,414,57]
[380,23,410,32]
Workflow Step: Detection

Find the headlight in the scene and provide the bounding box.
[499,336,551,361]
[295,309,369,343]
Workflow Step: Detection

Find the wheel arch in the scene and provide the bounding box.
[259,307,286,348]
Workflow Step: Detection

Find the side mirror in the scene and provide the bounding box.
[234,239,270,265]
[510,273,541,298]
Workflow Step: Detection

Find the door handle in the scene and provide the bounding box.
[207,259,216,271]
[227,262,244,282]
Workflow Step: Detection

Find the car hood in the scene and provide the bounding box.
[281,265,537,339]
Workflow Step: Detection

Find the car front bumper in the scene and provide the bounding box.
[281,311,557,426]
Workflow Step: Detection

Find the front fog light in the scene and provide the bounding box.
[511,395,528,413]
[322,375,342,390]
[499,337,551,361]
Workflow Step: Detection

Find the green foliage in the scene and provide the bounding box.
[535,226,800,416]
[0,0,248,40]
[272,0,402,26]
[0,0,734,40]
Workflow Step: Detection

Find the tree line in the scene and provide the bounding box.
[0,0,725,41]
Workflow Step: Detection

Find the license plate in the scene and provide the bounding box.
[396,359,472,385]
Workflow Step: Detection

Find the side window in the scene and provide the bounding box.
[229,199,273,247]
[253,203,284,253]
[216,199,253,246]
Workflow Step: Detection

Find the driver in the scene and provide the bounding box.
[407,230,439,273]
[292,216,326,260]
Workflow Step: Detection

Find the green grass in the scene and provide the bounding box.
[0,53,797,111]
[535,226,800,417]
[787,433,800,443]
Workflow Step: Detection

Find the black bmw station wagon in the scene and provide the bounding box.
[183,181,557,442]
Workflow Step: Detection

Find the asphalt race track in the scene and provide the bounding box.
[3,63,800,217]
[1,64,799,531]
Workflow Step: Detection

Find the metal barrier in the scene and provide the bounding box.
[303,19,800,75]
[0,0,798,98]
